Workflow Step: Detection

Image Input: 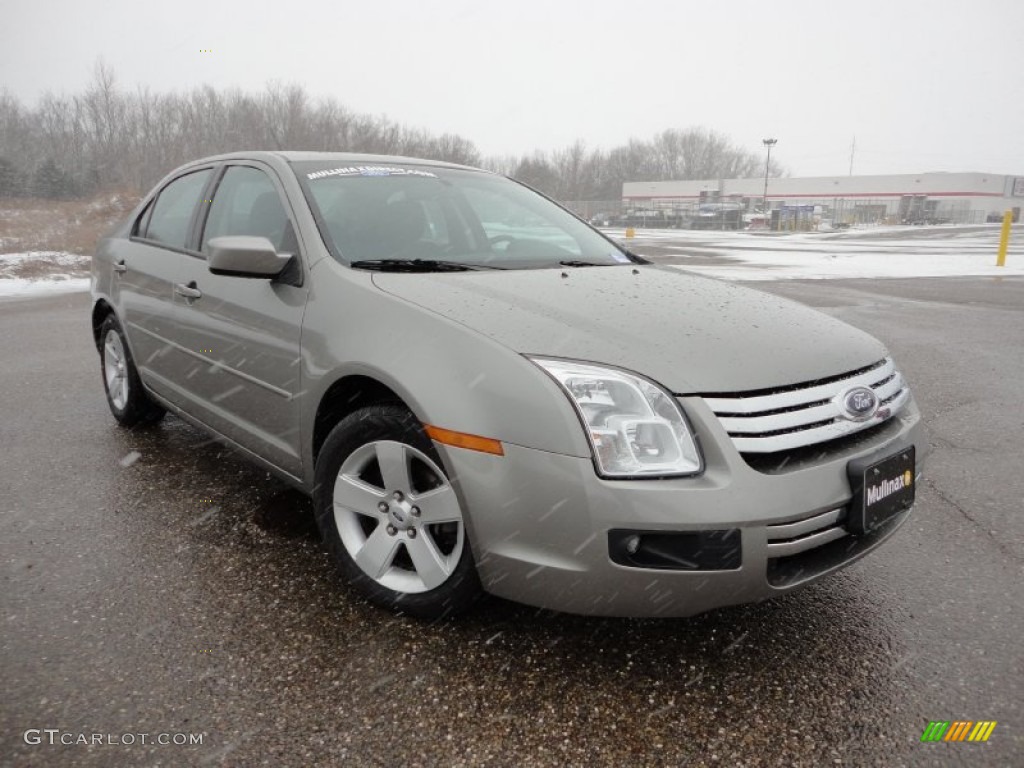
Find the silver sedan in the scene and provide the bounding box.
[91,152,925,618]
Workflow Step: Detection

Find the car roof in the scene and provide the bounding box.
[183,150,485,173]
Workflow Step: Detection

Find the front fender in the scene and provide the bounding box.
[299,260,592,486]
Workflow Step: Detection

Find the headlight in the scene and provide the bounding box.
[530,357,703,478]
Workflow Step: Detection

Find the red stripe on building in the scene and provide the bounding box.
[624,191,1006,200]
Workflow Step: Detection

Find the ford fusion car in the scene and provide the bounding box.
[90,152,924,619]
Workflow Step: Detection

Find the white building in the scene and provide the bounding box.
[622,172,1024,226]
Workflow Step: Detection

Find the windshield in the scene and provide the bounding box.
[292,162,634,270]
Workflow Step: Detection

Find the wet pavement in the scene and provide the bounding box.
[2,279,1022,767]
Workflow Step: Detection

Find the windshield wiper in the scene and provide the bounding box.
[558,260,613,268]
[349,259,498,272]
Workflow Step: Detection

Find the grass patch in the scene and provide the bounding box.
[0,191,141,256]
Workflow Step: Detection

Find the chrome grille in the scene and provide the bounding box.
[702,358,909,454]
[765,507,847,558]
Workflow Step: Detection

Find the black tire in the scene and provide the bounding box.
[98,314,166,427]
[314,404,482,619]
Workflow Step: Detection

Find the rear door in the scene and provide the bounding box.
[171,162,308,478]
[113,167,213,403]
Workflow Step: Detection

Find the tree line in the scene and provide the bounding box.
[0,64,780,202]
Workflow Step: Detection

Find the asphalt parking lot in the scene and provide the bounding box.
[2,274,1022,767]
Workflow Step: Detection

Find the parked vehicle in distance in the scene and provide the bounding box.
[91,152,925,619]
[743,210,769,229]
[692,202,744,230]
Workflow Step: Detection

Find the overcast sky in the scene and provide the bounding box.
[3,0,1022,177]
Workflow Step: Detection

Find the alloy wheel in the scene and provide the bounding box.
[103,329,129,410]
[333,440,465,594]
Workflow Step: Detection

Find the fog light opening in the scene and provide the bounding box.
[608,529,742,571]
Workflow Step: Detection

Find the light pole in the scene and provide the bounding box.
[762,138,777,219]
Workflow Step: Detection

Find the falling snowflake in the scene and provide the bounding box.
[119,451,141,468]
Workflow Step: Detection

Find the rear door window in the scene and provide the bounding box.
[143,169,212,249]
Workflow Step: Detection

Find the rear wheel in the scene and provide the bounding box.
[314,404,482,619]
[99,314,165,427]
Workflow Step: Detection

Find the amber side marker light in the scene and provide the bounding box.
[424,425,505,456]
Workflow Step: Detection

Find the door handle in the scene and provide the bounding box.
[113,260,127,273]
[174,282,203,300]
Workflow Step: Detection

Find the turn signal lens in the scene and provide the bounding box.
[424,424,505,456]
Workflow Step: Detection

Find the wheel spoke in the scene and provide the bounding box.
[105,340,120,365]
[334,474,386,517]
[375,441,412,493]
[354,524,401,580]
[412,485,462,524]
[405,532,451,591]
[106,367,118,391]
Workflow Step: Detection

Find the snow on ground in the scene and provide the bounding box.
[0,278,88,299]
[606,224,1024,281]
[0,251,90,271]
[0,276,89,298]
[676,252,1024,281]
[0,251,91,299]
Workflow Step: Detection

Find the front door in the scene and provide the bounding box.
[172,163,308,478]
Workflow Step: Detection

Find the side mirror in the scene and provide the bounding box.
[207,236,292,279]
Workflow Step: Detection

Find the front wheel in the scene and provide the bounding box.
[99,314,165,427]
[314,405,482,619]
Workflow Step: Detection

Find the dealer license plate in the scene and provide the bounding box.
[847,446,916,535]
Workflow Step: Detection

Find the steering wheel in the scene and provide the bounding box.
[488,235,515,249]
[391,241,455,260]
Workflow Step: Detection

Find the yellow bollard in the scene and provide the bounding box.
[996,211,1012,267]
[625,227,635,239]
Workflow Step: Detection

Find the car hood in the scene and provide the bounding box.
[371,265,887,393]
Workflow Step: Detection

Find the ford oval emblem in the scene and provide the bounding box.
[838,386,879,421]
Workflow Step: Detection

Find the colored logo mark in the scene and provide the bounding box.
[921,721,997,742]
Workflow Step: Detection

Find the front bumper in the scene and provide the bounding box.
[437,396,926,617]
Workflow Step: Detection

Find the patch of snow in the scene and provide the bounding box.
[0,277,90,299]
[0,250,90,268]
[668,252,1024,281]
[611,226,1024,281]
[0,251,91,299]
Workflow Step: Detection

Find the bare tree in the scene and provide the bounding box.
[0,66,485,198]
[0,65,781,203]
